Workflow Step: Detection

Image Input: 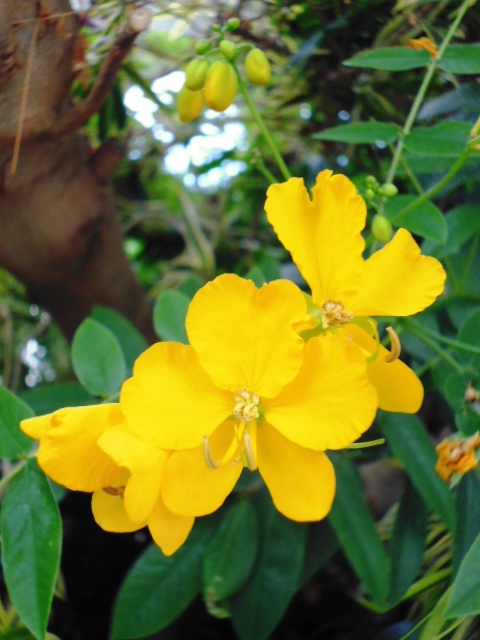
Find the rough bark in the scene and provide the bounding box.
[0,1,156,341]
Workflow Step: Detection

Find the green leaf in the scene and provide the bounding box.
[91,306,148,372]
[458,310,480,371]
[203,499,259,609]
[423,205,480,259]
[388,480,428,605]
[71,318,127,397]
[313,122,399,144]
[446,530,480,618]
[299,520,339,586]
[438,45,480,75]
[230,492,307,640]
[245,266,268,287]
[454,473,480,576]
[403,121,472,157]
[328,454,389,608]
[153,290,190,344]
[384,195,447,244]
[379,412,456,532]
[111,518,215,639]
[1,459,62,640]
[0,387,34,459]
[343,46,430,71]
[19,382,94,416]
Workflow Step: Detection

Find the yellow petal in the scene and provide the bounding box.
[35,405,124,492]
[339,324,424,413]
[161,422,242,517]
[21,413,52,440]
[265,170,366,306]
[265,334,377,450]
[91,490,146,533]
[121,342,232,450]
[257,422,335,521]
[348,228,446,316]
[186,274,306,397]
[147,498,195,556]
[98,426,166,523]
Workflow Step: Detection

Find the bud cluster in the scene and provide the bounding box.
[363,176,398,244]
[177,17,272,123]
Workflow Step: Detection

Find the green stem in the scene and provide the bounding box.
[391,146,471,224]
[399,154,424,195]
[404,318,480,356]
[234,65,292,181]
[385,0,473,185]
[404,322,465,374]
[347,438,385,449]
[0,459,27,493]
[402,568,451,601]
[251,152,279,184]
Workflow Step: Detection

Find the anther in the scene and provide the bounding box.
[203,436,221,470]
[103,486,124,497]
[384,326,401,363]
[243,433,257,471]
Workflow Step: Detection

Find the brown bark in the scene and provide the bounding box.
[0,1,156,342]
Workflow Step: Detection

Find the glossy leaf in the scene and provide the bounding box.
[446,531,480,617]
[384,195,447,244]
[423,205,480,259]
[313,122,399,144]
[0,387,34,459]
[454,473,480,575]
[343,47,430,71]
[438,45,480,74]
[379,412,456,532]
[388,480,428,605]
[153,289,190,344]
[91,306,148,372]
[19,382,94,416]
[202,499,259,607]
[1,459,62,640]
[111,518,215,639]
[71,318,127,397]
[231,492,307,640]
[328,454,389,608]
[403,122,472,157]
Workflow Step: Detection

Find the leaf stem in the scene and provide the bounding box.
[403,319,480,356]
[234,64,292,182]
[403,322,465,374]
[0,459,27,493]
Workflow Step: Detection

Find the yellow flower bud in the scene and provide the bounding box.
[204,60,238,112]
[185,59,210,91]
[244,48,271,86]
[177,85,204,123]
[371,215,393,244]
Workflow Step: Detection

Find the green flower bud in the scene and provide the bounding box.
[219,39,237,60]
[244,48,271,86]
[212,24,223,33]
[195,39,212,55]
[204,60,238,112]
[226,17,240,31]
[371,215,393,244]
[364,188,375,201]
[378,183,399,198]
[177,85,204,123]
[185,59,210,91]
[365,175,378,188]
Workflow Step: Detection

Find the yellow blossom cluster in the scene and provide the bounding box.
[21,171,446,556]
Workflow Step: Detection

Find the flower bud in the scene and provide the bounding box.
[378,183,399,198]
[177,85,204,123]
[219,39,237,60]
[244,48,271,86]
[185,59,210,91]
[226,17,240,31]
[195,39,212,55]
[371,215,393,244]
[204,60,238,112]
[364,188,375,201]
[365,175,378,188]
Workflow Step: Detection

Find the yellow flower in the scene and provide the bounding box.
[265,170,446,414]
[21,404,194,556]
[120,274,377,522]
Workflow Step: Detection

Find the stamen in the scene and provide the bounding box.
[103,486,125,497]
[384,326,401,363]
[233,389,260,422]
[203,436,221,470]
[243,432,257,471]
[321,300,353,329]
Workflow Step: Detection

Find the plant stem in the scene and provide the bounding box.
[404,322,465,374]
[402,568,451,601]
[403,318,480,356]
[385,0,473,185]
[234,65,292,181]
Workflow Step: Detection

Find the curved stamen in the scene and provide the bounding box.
[384,326,401,363]
[203,436,221,470]
[103,486,125,497]
[243,432,257,471]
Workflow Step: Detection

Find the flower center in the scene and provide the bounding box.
[233,388,260,423]
[320,300,354,329]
